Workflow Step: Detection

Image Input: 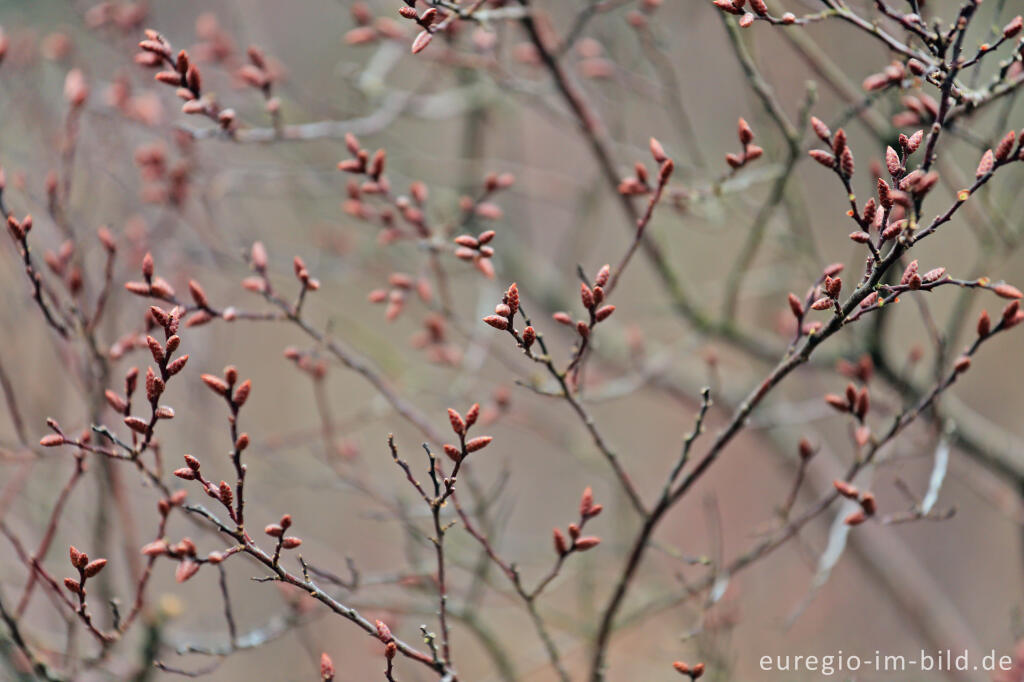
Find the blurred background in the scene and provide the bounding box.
[0,0,1023,680]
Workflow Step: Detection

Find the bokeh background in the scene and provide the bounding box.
[0,0,1022,680]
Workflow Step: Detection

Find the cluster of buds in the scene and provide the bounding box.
[861,61,907,92]
[975,129,1024,180]
[174,451,245,523]
[397,2,441,54]
[283,346,328,380]
[410,315,461,366]
[724,118,764,169]
[128,310,186,423]
[374,620,398,660]
[338,132,386,181]
[573,37,615,80]
[624,0,668,30]
[292,255,320,292]
[140,492,220,583]
[103,366,140,419]
[824,382,870,421]
[483,282,520,333]
[976,298,1024,340]
[808,121,854,178]
[453,229,497,279]
[552,487,603,557]
[39,424,69,448]
[265,513,302,563]
[137,30,235,131]
[339,135,439,242]
[64,546,108,601]
[891,92,939,128]
[240,241,274,295]
[807,270,843,316]
[83,3,148,31]
[182,277,218,327]
[133,142,191,206]
[713,0,774,27]
[121,300,186,444]
[343,3,405,48]
[125,251,177,301]
[784,263,843,336]
[458,170,515,222]
[6,213,32,243]
[349,176,429,242]
[442,403,492,463]
[836,354,874,384]
[140,534,208,582]
[552,265,616,341]
[157,488,188,517]
[902,260,943,290]
[191,13,237,64]
[619,137,676,195]
[368,272,430,321]
[834,480,877,526]
[200,365,252,411]
[673,661,706,679]
[236,45,280,115]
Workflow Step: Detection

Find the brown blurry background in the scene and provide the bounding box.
[1,0,1023,680]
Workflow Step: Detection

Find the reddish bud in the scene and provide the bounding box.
[447,408,465,435]
[810,116,831,142]
[321,653,335,681]
[483,315,508,330]
[977,310,991,337]
[522,326,536,348]
[465,436,492,453]
[580,487,594,516]
[844,510,868,526]
[465,403,480,427]
[553,528,568,555]
[885,146,901,176]
[1004,15,1023,39]
[833,479,859,499]
[809,149,836,169]
[954,355,971,374]
[787,293,804,318]
[996,130,1016,162]
[232,379,251,407]
[824,394,849,412]
[993,283,1023,300]
[411,29,432,54]
[649,137,666,163]
[737,117,754,145]
[201,374,229,396]
[977,149,995,178]
[443,444,462,462]
[176,559,200,583]
[83,558,107,578]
